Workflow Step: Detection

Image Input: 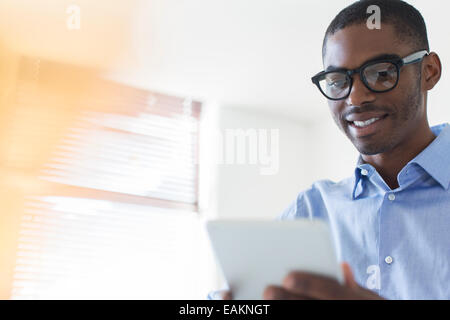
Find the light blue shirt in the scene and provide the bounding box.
[279,123,450,299]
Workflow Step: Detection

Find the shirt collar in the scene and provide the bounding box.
[352,156,367,199]
[409,123,450,190]
[352,123,450,199]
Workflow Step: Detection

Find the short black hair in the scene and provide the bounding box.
[323,0,429,58]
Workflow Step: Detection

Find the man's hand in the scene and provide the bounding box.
[222,262,383,300]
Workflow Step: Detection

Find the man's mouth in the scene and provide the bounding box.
[351,116,384,127]
[346,114,389,137]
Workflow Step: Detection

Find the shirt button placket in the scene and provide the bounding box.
[384,256,393,264]
[379,191,397,296]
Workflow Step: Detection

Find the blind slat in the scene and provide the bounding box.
[9,57,203,299]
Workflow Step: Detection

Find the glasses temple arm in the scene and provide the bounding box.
[402,50,429,65]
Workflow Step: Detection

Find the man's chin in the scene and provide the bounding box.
[353,141,389,156]
[344,127,395,155]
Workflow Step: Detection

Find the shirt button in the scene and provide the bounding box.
[385,256,393,264]
[388,193,396,201]
[361,169,369,176]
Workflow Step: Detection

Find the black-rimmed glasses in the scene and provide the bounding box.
[311,50,429,100]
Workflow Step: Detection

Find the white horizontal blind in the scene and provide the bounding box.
[12,196,201,299]
[6,57,205,299]
[40,109,198,203]
[4,57,200,205]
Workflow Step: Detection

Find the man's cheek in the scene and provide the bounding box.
[333,114,346,132]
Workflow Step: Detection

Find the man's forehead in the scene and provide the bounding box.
[323,24,405,70]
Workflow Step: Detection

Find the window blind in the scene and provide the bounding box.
[12,196,201,299]
[3,57,206,299]
[3,57,201,207]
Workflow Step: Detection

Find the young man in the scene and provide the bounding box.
[219,0,448,300]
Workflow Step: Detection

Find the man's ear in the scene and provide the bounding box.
[422,52,442,91]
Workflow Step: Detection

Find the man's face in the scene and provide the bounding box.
[323,24,425,155]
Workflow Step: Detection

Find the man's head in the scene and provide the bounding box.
[319,0,441,156]
[323,0,429,59]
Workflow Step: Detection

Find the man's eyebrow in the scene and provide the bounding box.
[325,53,400,72]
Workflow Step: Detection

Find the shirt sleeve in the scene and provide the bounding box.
[278,183,330,221]
[277,191,310,220]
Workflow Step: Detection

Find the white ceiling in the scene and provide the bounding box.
[0,0,449,123]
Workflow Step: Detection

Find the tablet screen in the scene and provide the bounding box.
[206,219,343,300]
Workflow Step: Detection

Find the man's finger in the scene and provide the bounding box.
[221,290,232,300]
[263,285,312,300]
[341,262,358,289]
[282,271,358,300]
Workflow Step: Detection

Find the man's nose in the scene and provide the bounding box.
[346,74,376,106]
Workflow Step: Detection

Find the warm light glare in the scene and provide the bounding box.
[0,46,207,298]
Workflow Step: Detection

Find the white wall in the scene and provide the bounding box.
[199,105,360,222]
[200,105,317,221]
[306,116,359,183]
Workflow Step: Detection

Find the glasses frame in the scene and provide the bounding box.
[311,50,429,101]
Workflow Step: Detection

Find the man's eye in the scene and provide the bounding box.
[328,80,346,88]
[377,70,389,78]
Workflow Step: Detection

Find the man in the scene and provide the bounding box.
[217,0,449,300]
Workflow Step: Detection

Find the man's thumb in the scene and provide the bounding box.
[341,262,358,289]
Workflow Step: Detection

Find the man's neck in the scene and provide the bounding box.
[361,125,436,190]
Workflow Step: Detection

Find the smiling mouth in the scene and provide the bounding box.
[347,114,389,128]
[345,114,389,138]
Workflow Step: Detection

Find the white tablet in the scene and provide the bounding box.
[206,219,343,300]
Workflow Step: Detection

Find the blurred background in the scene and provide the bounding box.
[0,0,448,299]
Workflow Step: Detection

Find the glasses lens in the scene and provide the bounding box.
[318,72,350,99]
[363,62,398,91]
